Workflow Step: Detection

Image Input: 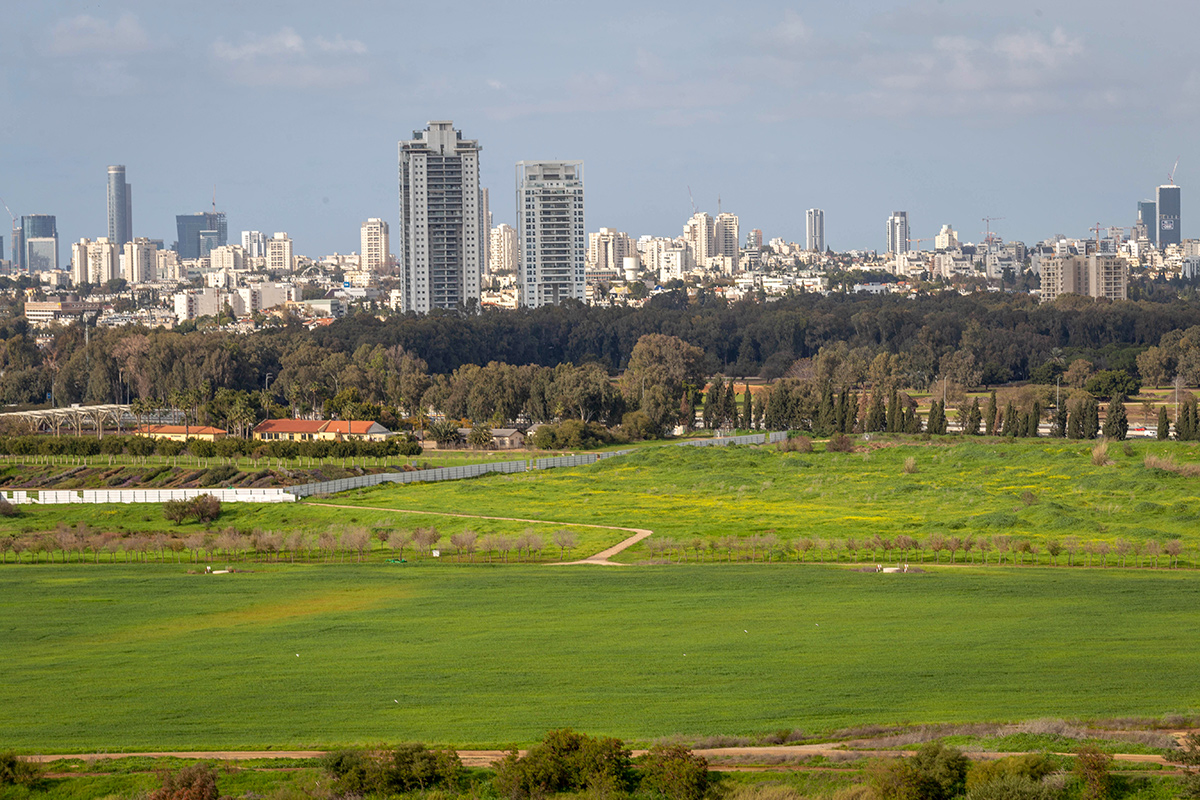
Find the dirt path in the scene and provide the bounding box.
[316,502,652,565]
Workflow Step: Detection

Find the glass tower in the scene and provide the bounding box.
[107,165,132,246]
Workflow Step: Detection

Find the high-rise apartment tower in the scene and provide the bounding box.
[397,121,484,313]
[806,209,825,252]
[887,211,909,255]
[516,160,586,308]
[107,165,132,247]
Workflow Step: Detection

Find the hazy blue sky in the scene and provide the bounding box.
[2,0,1197,259]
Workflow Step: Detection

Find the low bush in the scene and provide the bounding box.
[0,751,42,787]
[148,762,218,800]
[903,457,918,474]
[639,743,709,800]
[777,435,813,453]
[827,434,855,453]
[0,497,18,517]
[494,728,633,800]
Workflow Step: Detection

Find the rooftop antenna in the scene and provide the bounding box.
[1168,158,1180,185]
[718,194,722,215]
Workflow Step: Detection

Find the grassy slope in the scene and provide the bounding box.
[312,438,1200,559]
[2,563,1198,751]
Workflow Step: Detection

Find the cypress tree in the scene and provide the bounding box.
[1051,403,1068,438]
[1157,405,1170,440]
[815,384,836,436]
[1003,401,1019,437]
[866,393,886,432]
[1189,398,1200,441]
[966,397,982,435]
[845,391,858,433]
[1177,401,1192,441]
[1067,401,1084,439]
[742,384,753,430]
[984,391,998,436]
[886,388,900,433]
[927,400,942,435]
[702,379,717,429]
[1103,395,1128,441]
[1083,398,1100,439]
[1028,401,1042,437]
[724,380,738,428]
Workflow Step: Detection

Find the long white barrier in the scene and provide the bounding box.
[0,488,296,505]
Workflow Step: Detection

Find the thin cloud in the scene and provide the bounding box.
[50,12,149,56]
[211,27,368,88]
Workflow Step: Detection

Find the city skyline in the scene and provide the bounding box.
[1,1,1197,258]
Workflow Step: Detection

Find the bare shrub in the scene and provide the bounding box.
[903,457,918,474]
[778,435,813,453]
[1144,454,1200,477]
[1011,718,1086,738]
[1020,490,1039,506]
[1091,441,1112,466]
[723,784,804,800]
[827,434,855,453]
[0,498,18,518]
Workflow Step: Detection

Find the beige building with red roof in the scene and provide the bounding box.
[252,419,392,442]
[136,425,227,442]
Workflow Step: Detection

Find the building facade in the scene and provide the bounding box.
[488,223,519,275]
[806,208,825,252]
[1137,200,1157,247]
[360,218,390,272]
[241,230,267,258]
[714,212,740,260]
[1040,254,1128,302]
[17,215,57,272]
[122,238,157,284]
[176,212,227,260]
[586,228,635,273]
[887,211,909,255]
[1157,185,1181,248]
[683,212,715,266]
[397,120,484,313]
[516,160,586,307]
[107,165,132,247]
[266,233,293,272]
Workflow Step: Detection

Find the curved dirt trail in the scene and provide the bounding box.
[315,502,651,565]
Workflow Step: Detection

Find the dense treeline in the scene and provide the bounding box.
[7,292,1200,409]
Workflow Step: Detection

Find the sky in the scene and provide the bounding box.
[2,0,1198,260]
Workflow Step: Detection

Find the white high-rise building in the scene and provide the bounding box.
[488,223,519,275]
[360,218,390,273]
[480,187,491,270]
[267,232,293,272]
[683,212,715,266]
[86,238,119,285]
[714,212,740,261]
[156,250,180,282]
[806,209,825,252]
[122,238,158,284]
[70,239,90,286]
[587,228,636,272]
[516,160,586,308]
[398,120,483,313]
[887,211,909,255]
[935,225,959,251]
[241,231,267,258]
[209,244,246,274]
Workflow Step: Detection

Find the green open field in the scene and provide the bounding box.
[2,563,1198,752]
[311,438,1200,563]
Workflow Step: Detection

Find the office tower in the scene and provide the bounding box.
[683,212,715,266]
[0,235,4,262]
[714,212,739,259]
[9,222,18,269]
[1137,200,1157,247]
[176,212,227,259]
[1157,185,1181,247]
[122,238,158,283]
[887,211,909,254]
[107,165,132,246]
[587,228,635,272]
[397,120,483,313]
[489,224,519,275]
[241,231,267,258]
[515,160,585,308]
[360,218,391,272]
[806,209,825,252]
[20,215,58,272]
[266,232,293,272]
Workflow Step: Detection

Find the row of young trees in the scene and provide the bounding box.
[0,433,422,459]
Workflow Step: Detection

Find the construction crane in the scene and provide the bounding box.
[0,196,15,226]
[982,216,1005,244]
[687,186,698,216]
[1168,158,1180,186]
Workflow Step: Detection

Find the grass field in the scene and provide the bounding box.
[310,438,1200,563]
[2,563,1199,752]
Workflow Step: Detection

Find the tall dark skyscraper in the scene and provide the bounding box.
[107,165,132,246]
[1137,200,1157,247]
[19,215,58,272]
[176,212,227,259]
[1157,185,1181,247]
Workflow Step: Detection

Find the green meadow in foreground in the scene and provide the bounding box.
[315,438,1200,561]
[2,563,1198,751]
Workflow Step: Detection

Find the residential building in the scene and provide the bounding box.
[683,212,715,266]
[515,160,586,307]
[252,418,391,442]
[745,229,763,249]
[806,209,825,252]
[266,232,293,272]
[209,244,246,274]
[122,238,157,283]
[1039,254,1128,302]
[235,282,296,316]
[360,218,390,272]
[1137,200,1157,247]
[107,165,132,246]
[397,120,484,313]
[488,223,519,275]
[156,250,180,282]
[586,228,635,272]
[887,212,909,254]
[1157,184,1181,247]
[174,287,223,321]
[714,212,740,261]
[241,230,267,258]
[176,212,227,260]
[935,224,959,251]
[86,238,119,285]
[135,425,226,442]
[480,187,491,269]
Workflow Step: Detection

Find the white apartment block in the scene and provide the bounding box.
[516,160,586,308]
[235,282,297,316]
[121,238,157,284]
[267,233,293,272]
[1040,254,1128,302]
[587,228,636,272]
[156,250,180,282]
[488,223,519,275]
[714,213,739,261]
[398,120,483,313]
[241,230,267,258]
[85,238,119,285]
[174,288,222,321]
[684,212,715,266]
[887,211,909,254]
[360,218,390,272]
[806,209,825,252]
[209,244,246,274]
[70,239,89,286]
